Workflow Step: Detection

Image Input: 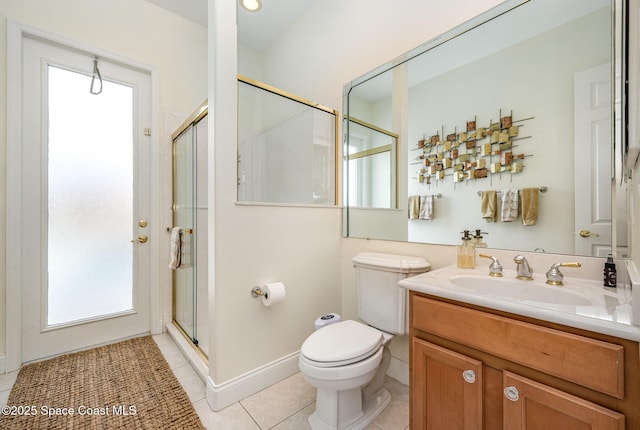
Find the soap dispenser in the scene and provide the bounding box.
[472,229,488,248]
[603,254,617,288]
[457,230,476,269]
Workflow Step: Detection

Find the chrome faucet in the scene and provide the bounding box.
[545,262,582,286]
[513,255,533,280]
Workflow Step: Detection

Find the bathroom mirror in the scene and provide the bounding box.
[344,0,628,258]
[345,117,398,209]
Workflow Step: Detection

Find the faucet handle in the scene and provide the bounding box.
[546,262,582,286]
[479,253,503,277]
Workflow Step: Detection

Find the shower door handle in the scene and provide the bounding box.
[131,235,148,244]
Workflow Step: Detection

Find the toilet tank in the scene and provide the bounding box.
[353,252,430,335]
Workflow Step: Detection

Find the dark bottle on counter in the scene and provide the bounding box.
[603,254,617,288]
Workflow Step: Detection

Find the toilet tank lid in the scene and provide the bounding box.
[352,252,431,273]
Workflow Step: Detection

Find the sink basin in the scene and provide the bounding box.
[449,275,604,306]
[399,265,635,333]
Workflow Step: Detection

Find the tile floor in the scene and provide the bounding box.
[0,334,410,430]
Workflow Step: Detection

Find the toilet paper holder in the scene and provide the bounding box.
[251,286,267,298]
[251,282,287,307]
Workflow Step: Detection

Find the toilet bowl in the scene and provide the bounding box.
[299,252,431,430]
[299,320,393,430]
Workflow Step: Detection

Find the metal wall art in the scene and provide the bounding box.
[413,110,533,186]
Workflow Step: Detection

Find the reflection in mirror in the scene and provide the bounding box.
[238,76,338,205]
[344,0,628,258]
[346,118,397,209]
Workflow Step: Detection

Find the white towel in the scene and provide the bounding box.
[500,189,519,222]
[169,227,183,269]
[419,195,434,220]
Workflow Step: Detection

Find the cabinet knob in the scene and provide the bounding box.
[462,370,476,384]
[504,386,520,402]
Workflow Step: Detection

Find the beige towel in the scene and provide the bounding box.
[481,190,497,222]
[419,195,434,220]
[521,188,539,226]
[500,189,519,222]
[169,227,183,269]
[408,195,420,220]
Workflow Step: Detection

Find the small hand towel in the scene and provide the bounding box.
[169,227,183,269]
[521,187,539,226]
[408,195,420,220]
[419,195,434,220]
[481,190,497,222]
[500,189,519,222]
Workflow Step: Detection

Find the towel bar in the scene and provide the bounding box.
[477,186,547,197]
[166,227,194,234]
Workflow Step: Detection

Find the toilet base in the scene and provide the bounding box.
[308,387,391,430]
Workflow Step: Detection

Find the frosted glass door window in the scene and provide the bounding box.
[47,65,134,326]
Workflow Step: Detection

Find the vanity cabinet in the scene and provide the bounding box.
[409,292,638,429]
[412,339,483,429]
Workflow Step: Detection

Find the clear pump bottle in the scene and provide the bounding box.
[472,229,488,248]
[457,230,476,269]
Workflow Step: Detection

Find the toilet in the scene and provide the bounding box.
[299,252,431,430]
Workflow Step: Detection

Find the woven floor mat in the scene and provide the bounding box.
[1,336,205,429]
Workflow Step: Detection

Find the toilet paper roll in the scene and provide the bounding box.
[261,282,286,307]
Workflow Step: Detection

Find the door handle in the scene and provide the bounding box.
[579,229,600,238]
[131,235,148,244]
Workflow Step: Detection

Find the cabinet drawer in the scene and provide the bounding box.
[412,295,624,398]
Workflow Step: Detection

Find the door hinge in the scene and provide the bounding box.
[144,128,151,136]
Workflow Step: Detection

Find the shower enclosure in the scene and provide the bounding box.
[171,101,208,358]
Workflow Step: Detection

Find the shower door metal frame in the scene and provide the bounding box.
[171,100,208,361]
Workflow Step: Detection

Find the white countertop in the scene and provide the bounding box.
[399,265,640,342]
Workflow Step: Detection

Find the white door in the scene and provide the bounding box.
[574,63,613,257]
[18,35,152,363]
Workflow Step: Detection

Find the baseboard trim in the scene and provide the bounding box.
[206,351,300,412]
[387,355,409,386]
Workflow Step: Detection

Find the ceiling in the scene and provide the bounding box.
[144,0,317,51]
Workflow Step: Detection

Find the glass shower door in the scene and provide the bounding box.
[172,125,197,344]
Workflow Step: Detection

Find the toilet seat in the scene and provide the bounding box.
[301,320,383,368]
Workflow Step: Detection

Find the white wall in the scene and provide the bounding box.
[257,0,507,111]
[0,0,207,363]
[239,0,627,385]
[208,1,342,401]
[237,0,509,385]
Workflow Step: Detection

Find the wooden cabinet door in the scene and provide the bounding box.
[412,338,483,430]
[503,371,625,430]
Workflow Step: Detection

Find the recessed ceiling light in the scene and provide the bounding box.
[240,0,262,12]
